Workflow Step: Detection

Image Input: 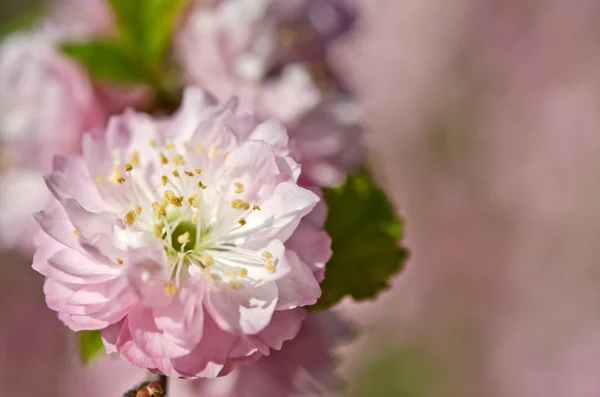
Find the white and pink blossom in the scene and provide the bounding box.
[176,0,362,187]
[33,88,330,378]
[0,29,105,251]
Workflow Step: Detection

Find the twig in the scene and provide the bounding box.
[123,373,168,397]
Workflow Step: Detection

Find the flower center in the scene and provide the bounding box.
[95,139,278,294]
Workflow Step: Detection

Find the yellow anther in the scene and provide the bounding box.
[265,262,276,274]
[238,268,248,277]
[172,170,180,178]
[188,194,200,208]
[160,198,168,208]
[164,143,175,151]
[191,212,198,224]
[208,144,217,157]
[163,283,178,296]
[231,199,244,209]
[134,204,142,215]
[194,168,202,174]
[196,143,205,155]
[153,204,166,220]
[124,210,136,226]
[228,281,240,290]
[95,175,105,182]
[109,167,122,183]
[116,258,124,265]
[172,154,185,166]
[252,204,261,211]
[161,175,168,185]
[129,151,140,166]
[73,229,78,236]
[164,190,176,201]
[116,177,126,184]
[198,181,207,189]
[124,164,133,172]
[238,218,247,226]
[177,231,190,245]
[184,170,194,177]
[160,153,168,164]
[149,139,157,148]
[153,224,162,238]
[201,255,213,267]
[234,182,244,194]
[261,251,273,260]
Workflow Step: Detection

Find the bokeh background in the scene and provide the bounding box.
[4,0,600,396]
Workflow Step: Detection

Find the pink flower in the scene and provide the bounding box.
[176,0,362,186]
[33,88,330,378]
[0,29,105,251]
[173,311,352,397]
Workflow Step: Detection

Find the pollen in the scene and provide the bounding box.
[124,210,136,226]
[108,167,122,183]
[238,218,247,226]
[163,283,178,296]
[177,231,190,245]
[261,251,273,260]
[116,177,126,184]
[201,255,213,267]
[208,144,217,157]
[124,164,133,172]
[160,153,169,164]
[234,182,244,194]
[153,224,162,238]
[172,154,185,166]
[188,194,200,208]
[172,170,180,178]
[265,262,276,274]
[129,151,140,166]
[134,204,142,215]
[252,204,261,211]
[184,170,194,177]
[198,181,207,189]
[194,168,202,174]
[116,258,124,265]
[161,175,168,185]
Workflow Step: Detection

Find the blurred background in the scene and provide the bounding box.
[4,0,600,396]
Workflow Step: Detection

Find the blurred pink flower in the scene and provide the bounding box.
[0,29,105,251]
[32,88,329,378]
[172,311,352,397]
[176,0,362,186]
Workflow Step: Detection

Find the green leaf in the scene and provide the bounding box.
[310,171,408,311]
[60,39,148,84]
[107,0,187,66]
[78,330,105,364]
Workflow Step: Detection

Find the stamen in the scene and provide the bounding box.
[73,229,78,236]
[160,153,169,165]
[234,182,244,194]
[116,258,124,265]
[124,210,136,226]
[164,143,175,151]
[262,251,273,260]
[252,204,261,211]
[108,167,122,184]
[238,218,247,226]
[161,175,168,185]
[134,204,142,215]
[163,283,178,296]
[194,168,202,174]
[198,181,207,189]
[172,170,180,178]
[95,175,105,182]
[184,171,195,177]
[201,255,213,267]
[228,281,240,290]
[188,194,200,208]
[172,154,185,166]
[153,224,162,238]
[116,177,126,184]
[208,144,217,157]
[265,260,276,274]
[129,151,140,166]
[124,164,133,172]
[191,213,198,224]
[149,139,157,148]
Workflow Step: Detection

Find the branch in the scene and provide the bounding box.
[123,373,168,397]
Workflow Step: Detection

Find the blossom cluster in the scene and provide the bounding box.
[1,0,360,394]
